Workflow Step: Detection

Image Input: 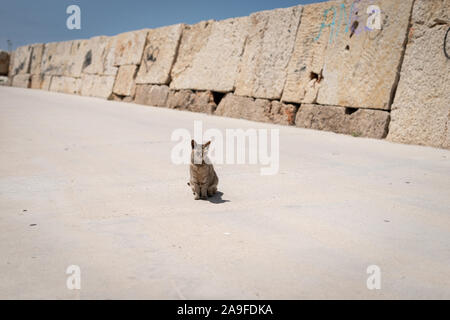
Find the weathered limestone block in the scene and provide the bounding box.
[30,75,41,89]
[135,24,183,85]
[113,65,137,96]
[0,50,10,75]
[113,29,149,66]
[411,0,450,26]
[12,74,31,88]
[134,84,169,107]
[64,39,89,77]
[40,42,57,75]
[167,90,194,109]
[295,104,390,139]
[82,36,118,76]
[102,37,119,76]
[235,6,302,100]
[41,40,88,77]
[269,101,298,125]
[169,21,213,89]
[41,75,52,91]
[10,45,32,75]
[81,36,104,75]
[283,0,414,110]
[41,41,73,76]
[80,74,115,99]
[318,0,415,110]
[169,17,250,92]
[388,0,450,149]
[282,1,339,104]
[30,44,44,75]
[167,90,216,114]
[215,93,297,125]
[30,74,52,90]
[49,76,81,95]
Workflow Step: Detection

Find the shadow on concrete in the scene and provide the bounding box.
[207,191,230,204]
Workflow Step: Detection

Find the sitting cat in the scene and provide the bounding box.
[187,140,218,200]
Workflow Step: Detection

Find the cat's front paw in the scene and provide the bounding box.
[194,194,200,200]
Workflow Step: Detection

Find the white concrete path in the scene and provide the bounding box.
[1,86,449,299]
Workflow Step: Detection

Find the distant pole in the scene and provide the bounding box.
[7,40,12,53]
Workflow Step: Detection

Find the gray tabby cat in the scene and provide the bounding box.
[187,140,219,200]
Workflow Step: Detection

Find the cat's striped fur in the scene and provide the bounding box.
[188,140,218,200]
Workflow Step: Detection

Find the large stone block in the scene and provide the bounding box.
[215,93,298,125]
[135,24,183,85]
[102,37,119,76]
[30,74,52,90]
[30,75,40,89]
[169,17,250,92]
[66,39,89,77]
[235,6,302,100]
[113,29,149,66]
[81,36,104,75]
[40,42,58,75]
[283,0,414,110]
[282,1,340,104]
[82,36,118,76]
[41,75,52,91]
[11,74,31,88]
[49,76,81,95]
[387,0,450,149]
[167,90,216,114]
[269,101,299,125]
[40,40,88,77]
[10,45,32,75]
[295,104,390,138]
[41,41,73,76]
[0,50,10,75]
[134,84,170,107]
[80,74,115,99]
[30,44,44,75]
[113,65,137,96]
[169,21,213,90]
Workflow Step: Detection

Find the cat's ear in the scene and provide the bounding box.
[203,141,211,150]
[191,140,197,149]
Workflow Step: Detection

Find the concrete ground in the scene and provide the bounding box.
[0,86,449,299]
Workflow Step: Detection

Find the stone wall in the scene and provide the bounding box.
[387,0,450,149]
[7,0,450,149]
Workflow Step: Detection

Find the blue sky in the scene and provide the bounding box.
[0,0,327,51]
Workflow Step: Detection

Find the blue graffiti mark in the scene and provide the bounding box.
[313,0,379,43]
[337,3,349,37]
[313,6,337,44]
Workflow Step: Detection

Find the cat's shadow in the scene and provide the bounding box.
[207,191,230,204]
